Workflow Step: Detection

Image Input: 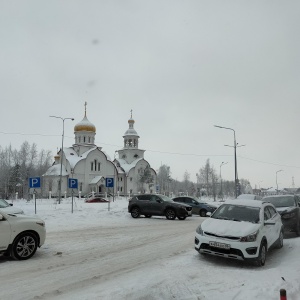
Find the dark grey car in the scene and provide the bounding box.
[128,194,193,220]
[172,196,217,217]
[262,194,300,236]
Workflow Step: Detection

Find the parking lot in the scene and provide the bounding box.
[0,198,299,300]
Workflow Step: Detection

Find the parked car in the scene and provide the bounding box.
[85,197,109,203]
[128,194,192,220]
[195,199,283,266]
[172,196,217,217]
[237,194,262,200]
[262,194,300,236]
[0,209,46,260]
[0,199,24,214]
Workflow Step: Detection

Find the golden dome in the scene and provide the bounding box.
[74,116,96,133]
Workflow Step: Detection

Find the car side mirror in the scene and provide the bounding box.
[9,203,13,206]
[156,199,162,203]
[298,202,300,207]
[0,214,4,221]
[206,212,212,217]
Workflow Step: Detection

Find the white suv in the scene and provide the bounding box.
[0,209,46,260]
[195,199,283,266]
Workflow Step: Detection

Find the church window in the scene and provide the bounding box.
[91,162,93,171]
[94,160,97,171]
[134,154,138,158]
[130,189,133,194]
[98,163,100,171]
[84,137,86,143]
[80,183,83,191]
[88,137,91,143]
[121,187,123,192]
[122,154,126,159]
[130,177,132,182]
[79,137,81,143]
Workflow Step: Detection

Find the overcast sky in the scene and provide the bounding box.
[1,1,299,189]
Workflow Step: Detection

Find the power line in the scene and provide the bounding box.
[1,130,299,169]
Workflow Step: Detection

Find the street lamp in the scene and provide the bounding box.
[214,125,237,197]
[276,170,283,194]
[214,125,244,198]
[220,162,228,200]
[50,116,74,204]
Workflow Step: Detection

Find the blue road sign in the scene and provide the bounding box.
[105,178,114,187]
[68,178,78,189]
[29,177,41,188]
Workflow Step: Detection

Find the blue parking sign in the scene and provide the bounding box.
[68,178,78,189]
[105,178,114,187]
[29,177,41,188]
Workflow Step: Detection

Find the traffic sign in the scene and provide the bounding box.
[105,178,114,187]
[68,178,78,189]
[29,177,41,188]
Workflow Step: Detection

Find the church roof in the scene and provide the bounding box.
[42,164,69,176]
[117,157,144,174]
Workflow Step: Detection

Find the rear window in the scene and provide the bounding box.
[264,196,295,207]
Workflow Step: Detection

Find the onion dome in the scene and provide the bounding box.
[74,116,96,133]
[74,102,96,133]
[123,110,139,137]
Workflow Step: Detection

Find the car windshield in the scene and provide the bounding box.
[264,196,295,207]
[0,199,9,208]
[160,195,173,202]
[212,204,260,223]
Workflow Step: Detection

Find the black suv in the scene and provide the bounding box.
[172,196,217,217]
[262,194,300,236]
[128,194,193,220]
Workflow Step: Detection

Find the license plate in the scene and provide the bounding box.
[209,241,230,249]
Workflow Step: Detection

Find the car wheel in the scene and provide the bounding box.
[131,207,141,218]
[144,215,152,218]
[256,241,267,267]
[199,209,207,217]
[276,230,284,249]
[177,216,186,220]
[11,232,38,260]
[165,209,176,220]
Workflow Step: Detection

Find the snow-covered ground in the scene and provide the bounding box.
[1,196,299,300]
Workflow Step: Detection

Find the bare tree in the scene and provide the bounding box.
[157,165,171,194]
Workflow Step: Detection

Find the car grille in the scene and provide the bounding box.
[200,243,244,260]
[204,231,240,241]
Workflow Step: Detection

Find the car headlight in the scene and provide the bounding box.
[196,224,204,235]
[240,230,258,242]
[282,212,296,219]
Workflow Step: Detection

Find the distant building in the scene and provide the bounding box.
[42,105,156,198]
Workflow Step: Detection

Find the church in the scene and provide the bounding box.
[42,104,157,198]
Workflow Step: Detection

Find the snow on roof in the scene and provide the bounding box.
[42,164,69,176]
[90,176,104,184]
[224,199,264,208]
[64,147,98,168]
[117,157,144,174]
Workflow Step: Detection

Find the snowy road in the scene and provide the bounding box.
[1,199,300,300]
[0,216,202,300]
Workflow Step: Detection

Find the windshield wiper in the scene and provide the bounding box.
[214,217,230,220]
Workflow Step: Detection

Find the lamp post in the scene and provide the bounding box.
[50,116,74,204]
[214,125,244,198]
[220,162,228,200]
[276,170,283,194]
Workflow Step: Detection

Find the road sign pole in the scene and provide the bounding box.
[33,189,37,214]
